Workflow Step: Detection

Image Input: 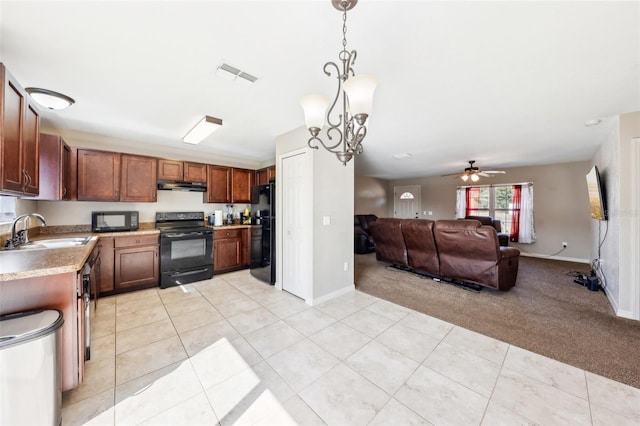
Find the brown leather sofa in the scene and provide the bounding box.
[368,218,520,291]
[354,214,377,254]
[464,215,509,247]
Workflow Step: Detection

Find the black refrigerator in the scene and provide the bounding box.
[250,182,275,284]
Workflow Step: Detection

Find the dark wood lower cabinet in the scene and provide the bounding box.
[98,234,159,295]
[214,228,250,273]
[115,245,159,289]
[98,237,115,294]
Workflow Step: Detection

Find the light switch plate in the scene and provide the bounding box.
[323,216,331,225]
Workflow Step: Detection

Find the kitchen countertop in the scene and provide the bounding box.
[207,224,262,230]
[0,229,159,282]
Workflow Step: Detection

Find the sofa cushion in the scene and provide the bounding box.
[368,218,408,267]
[401,219,439,276]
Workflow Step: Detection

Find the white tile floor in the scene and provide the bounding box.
[62,270,640,426]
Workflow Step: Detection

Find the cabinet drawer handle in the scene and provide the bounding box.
[136,239,140,243]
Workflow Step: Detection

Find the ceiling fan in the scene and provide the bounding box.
[443,160,506,182]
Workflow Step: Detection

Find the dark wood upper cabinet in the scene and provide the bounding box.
[205,165,232,203]
[232,168,253,203]
[0,63,40,196]
[183,162,207,183]
[157,159,182,181]
[120,154,157,202]
[77,149,121,201]
[36,134,73,200]
[77,150,156,202]
[255,166,276,185]
[158,159,207,183]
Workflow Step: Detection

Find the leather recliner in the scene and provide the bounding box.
[435,220,520,291]
[354,214,377,254]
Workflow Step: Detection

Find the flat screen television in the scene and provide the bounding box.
[585,165,608,221]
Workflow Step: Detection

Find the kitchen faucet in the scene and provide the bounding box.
[5,213,47,249]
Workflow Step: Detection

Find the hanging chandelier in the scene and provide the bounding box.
[300,0,378,165]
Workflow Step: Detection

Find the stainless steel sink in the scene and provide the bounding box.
[8,237,92,250]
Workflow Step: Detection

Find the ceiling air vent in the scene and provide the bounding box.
[216,62,258,84]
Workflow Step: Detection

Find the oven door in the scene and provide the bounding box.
[159,230,213,288]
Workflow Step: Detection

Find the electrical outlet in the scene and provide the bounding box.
[562,242,568,248]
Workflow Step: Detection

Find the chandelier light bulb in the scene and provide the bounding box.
[300,94,330,130]
[343,74,378,118]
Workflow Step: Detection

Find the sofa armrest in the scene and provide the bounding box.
[500,246,520,259]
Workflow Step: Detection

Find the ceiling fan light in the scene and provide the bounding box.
[471,174,480,182]
[300,94,330,130]
[461,174,469,182]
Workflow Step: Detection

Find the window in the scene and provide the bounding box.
[465,185,516,235]
[0,196,17,224]
[458,183,535,243]
[399,192,415,200]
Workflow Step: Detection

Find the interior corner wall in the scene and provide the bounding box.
[275,126,354,304]
[591,111,640,320]
[389,161,594,262]
[592,117,621,314]
[354,175,390,217]
[312,147,354,302]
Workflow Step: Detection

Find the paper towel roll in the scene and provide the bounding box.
[214,210,223,226]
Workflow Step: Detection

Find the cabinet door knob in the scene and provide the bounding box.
[136,239,140,243]
[114,191,119,198]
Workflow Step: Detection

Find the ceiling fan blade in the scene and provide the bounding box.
[441,173,463,177]
[481,170,506,174]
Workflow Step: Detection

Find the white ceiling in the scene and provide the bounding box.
[1,1,638,179]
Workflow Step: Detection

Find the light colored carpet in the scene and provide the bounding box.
[354,253,640,388]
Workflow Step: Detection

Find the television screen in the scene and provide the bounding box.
[586,165,608,221]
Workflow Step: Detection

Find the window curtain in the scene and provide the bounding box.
[518,184,536,243]
[464,187,480,217]
[455,188,466,218]
[510,185,522,242]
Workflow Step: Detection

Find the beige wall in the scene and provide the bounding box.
[595,111,640,319]
[354,175,391,218]
[275,126,354,304]
[389,161,593,261]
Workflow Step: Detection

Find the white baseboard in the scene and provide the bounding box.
[306,284,355,306]
[519,252,590,264]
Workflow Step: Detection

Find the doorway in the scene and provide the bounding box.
[394,185,421,219]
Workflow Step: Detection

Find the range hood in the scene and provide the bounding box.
[157,181,207,192]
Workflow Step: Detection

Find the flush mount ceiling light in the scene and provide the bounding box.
[25,87,75,110]
[182,116,223,144]
[215,63,258,85]
[300,0,378,166]
[584,119,602,127]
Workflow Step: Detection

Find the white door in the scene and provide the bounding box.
[281,151,312,299]
[394,185,421,218]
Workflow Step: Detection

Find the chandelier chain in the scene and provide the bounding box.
[342,3,348,52]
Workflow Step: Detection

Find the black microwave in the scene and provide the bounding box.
[91,211,139,233]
